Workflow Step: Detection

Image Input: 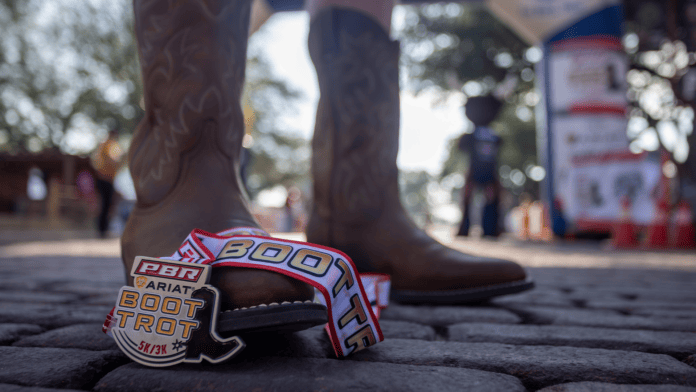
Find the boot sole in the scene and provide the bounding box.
[217,303,328,336]
[390,278,535,305]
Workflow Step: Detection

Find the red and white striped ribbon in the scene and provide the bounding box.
[106,227,389,357]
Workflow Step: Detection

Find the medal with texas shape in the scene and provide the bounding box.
[110,256,244,367]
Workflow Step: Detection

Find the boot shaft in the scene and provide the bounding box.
[130,0,252,205]
[308,8,402,224]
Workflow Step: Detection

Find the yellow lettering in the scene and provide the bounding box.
[218,240,254,259]
[339,294,368,328]
[288,249,332,277]
[119,290,139,308]
[161,297,182,315]
[140,294,161,311]
[134,314,154,332]
[115,310,134,328]
[250,242,293,263]
[345,325,376,353]
[183,299,205,318]
[156,317,176,336]
[332,258,355,297]
[178,320,199,339]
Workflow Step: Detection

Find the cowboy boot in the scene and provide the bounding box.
[122,0,315,314]
[306,7,533,304]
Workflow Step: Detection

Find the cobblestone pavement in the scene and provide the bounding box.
[1,231,696,391]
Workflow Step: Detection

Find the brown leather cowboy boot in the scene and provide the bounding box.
[122,0,319,329]
[306,7,533,304]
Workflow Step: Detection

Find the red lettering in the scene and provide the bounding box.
[137,341,145,351]
[160,344,167,354]
[136,260,203,282]
[143,342,151,353]
[159,265,177,277]
[177,267,200,280]
[138,262,159,274]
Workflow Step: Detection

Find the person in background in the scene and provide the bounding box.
[283,186,302,232]
[91,129,124,238]
[457,95,504,237]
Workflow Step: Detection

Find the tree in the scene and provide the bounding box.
[397,1,696,211]
[623,0,696,210]
[241,55,309,199]
[0,0,306,199]
[395,3,542,198]
[0,0,142,155]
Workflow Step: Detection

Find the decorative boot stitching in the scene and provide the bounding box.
[310,9,401,225]
[130,0,252,205]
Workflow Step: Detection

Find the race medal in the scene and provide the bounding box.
[110,257,244,367]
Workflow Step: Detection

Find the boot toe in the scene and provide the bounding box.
[462,257,527,288]
[210,267,315,310]
[442,245,527,289]
[395,247,528,292]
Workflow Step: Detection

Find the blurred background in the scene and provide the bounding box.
[1,0,695,250]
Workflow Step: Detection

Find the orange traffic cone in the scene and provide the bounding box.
[528,201,543,241]
[643,199,669,248]
[521,201,531,240]
[540,203,553,241]
[612,196,638,248]
[513,202,531,240]
[528,201,553,241]
[671,201,696,248]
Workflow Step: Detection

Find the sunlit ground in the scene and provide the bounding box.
[2,224,695,271]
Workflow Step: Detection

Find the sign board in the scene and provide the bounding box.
[532,2,662,235]
[551,115,661,227]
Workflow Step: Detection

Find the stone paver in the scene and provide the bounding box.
[584,299,696,312]
[537,382,696,391]
[569,287,696,303]
[94,357,526,392]
[80,294,120,306]
[2,234,696,391]
[0,256,124,283]
[13,324,118,351]
[0,291,80,304]
[492,288,576,307]
[448,323,696,359]
[0,347,126,389]
[0,324,43,345]
[630,309,696,319]
[686,355,696,368]
[381,304,521,326]
[0,277,59,291]
[505,305,696,332]
[349,339,696,390]
[47,282,122,298]
[0,384,84,392]
[0,303,113,328]
[379,320,438,340]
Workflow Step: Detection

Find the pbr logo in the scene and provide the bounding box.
[110,257,244,367]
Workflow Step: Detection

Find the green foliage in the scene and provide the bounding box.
[0,0,306,198]
[0,0,142,155]
[242,52,309,199]
[398,3,530,92]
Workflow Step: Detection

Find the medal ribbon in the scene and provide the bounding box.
[106,227,388,357]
